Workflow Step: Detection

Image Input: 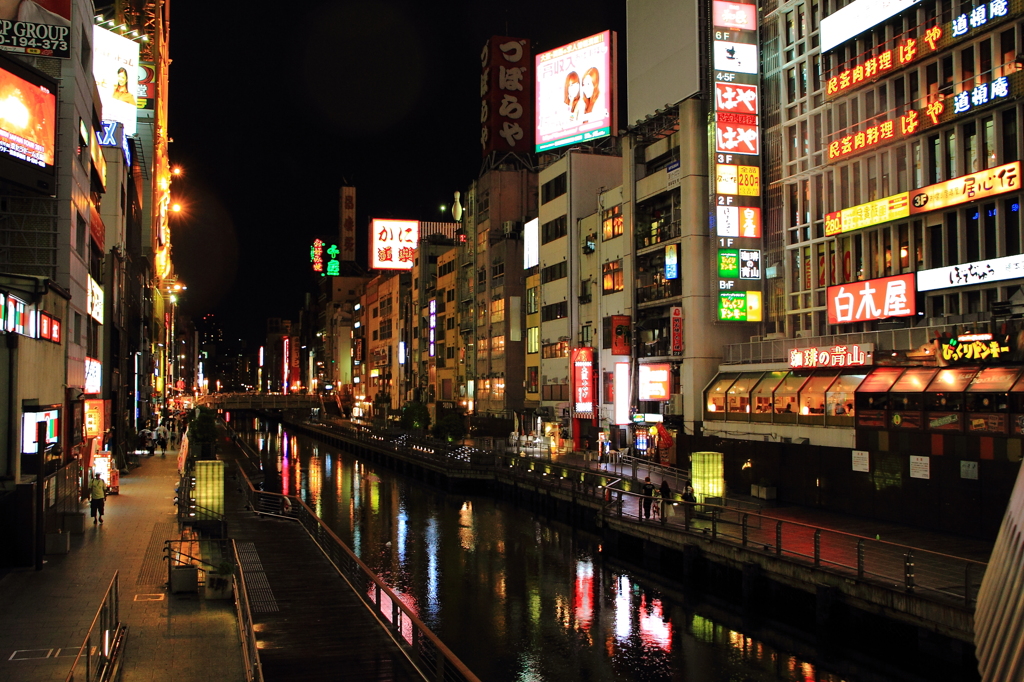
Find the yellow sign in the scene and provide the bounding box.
[717,164,738,194]
[738,165,760,196]
[825,193,909,236]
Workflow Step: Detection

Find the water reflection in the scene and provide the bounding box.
[244,422,861,682]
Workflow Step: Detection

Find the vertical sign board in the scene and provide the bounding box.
[670,307,684,354]
[572,347,595,417]
[339,186,356,261]
[482,37,534,156]
[712,0,763,322]
[613,362,631,425]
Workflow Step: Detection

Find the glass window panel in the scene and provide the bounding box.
[750,371,788,414]
[774,370,813,413]
[891,367,939,392]
[798,371,840,414]
[967,367,1022,393]
[705,374,739,413]
[926,368,979,392]
[727,372,764,414]
[857,367,905,392]
[826,371,867,416]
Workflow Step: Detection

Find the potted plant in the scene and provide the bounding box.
[204,560,234,600]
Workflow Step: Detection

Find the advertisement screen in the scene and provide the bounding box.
[535,30,615,152]
[22,408,59,454]
[639,364,672,401]
[93,26,140,136]
[0,0,69,58]
[371,219,418,270]
[0,55,56,193]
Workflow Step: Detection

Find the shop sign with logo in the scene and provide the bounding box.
[789,343,874,368]
[939,332,1011,364]
[572,347,595,416]
[670,307,684,354]
[917,251,1024,291]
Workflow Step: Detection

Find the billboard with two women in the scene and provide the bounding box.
[535,30,616,153]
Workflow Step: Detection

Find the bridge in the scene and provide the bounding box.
[197,393,321,410]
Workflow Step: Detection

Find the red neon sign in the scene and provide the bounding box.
[827,27,941,98]
[572,347,594,416]
[826,273,916,325]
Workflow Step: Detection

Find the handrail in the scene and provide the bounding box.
[234,461,480,682]
[232,539,265,682]
[64,571,127,682]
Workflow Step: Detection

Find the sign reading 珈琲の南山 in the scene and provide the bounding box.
[711,0,763,321]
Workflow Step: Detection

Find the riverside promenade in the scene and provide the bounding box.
[0,449,246,682]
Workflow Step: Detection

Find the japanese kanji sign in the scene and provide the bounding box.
[789,343,874,368]
[370,219,418,271]
[572,347,595,416]
[481,36,534,157]
[826,274,917,324]
[939,333,1011,365]
[339,186,356,261]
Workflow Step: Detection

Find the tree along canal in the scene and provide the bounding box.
[239,420,949,682]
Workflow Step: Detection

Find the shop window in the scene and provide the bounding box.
[726,372,764,418]
[750,371,788,421]
[924,368,978,412]
[966,367,1021,413]
[773,371,812,421]
[797,371,840,423]
[825,371,867,421]
[527,367,539,394]
[704,374,738,418]
[526,287,539,314]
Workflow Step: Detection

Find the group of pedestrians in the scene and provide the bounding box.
[137,414,181,457]
[639,476,697,521]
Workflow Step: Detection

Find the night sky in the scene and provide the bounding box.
[169,0,626,347]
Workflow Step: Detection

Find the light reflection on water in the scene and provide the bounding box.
[247,425,855,682]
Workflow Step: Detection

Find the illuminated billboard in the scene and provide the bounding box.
[93,26,140,136]
[827,274,916,324]
[84,357,102,394]
[523,217,539,269]
[535,30,616,152]
[638,364,672,401]
[87,276,104,323]
[572,347,594,416]
[0,54,57,194]
[0,0,69,59]
[917,254,1024,292]
[481,37,534,156]
[370,219,418,270]
[613,363,631,425]
[820,0,920,52]
[22,408,59,454]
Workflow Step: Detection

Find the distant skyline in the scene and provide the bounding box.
[169,0,625,349]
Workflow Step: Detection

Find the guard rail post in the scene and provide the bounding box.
[857,539,865,578]
[775,521,783,556]
[904,551,916,592]
[813,529,821,567]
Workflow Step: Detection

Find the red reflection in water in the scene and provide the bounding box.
[638,594,672,652]
[281,435,290,495]
[368,583,420,645]
[574,562,593,630]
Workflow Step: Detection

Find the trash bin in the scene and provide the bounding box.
[170,565,199,593]
[45,531,70,554]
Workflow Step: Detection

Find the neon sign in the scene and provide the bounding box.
[940,334,1010,363]
[828,27,941,98]
[789,343,874,368]
[829,74,1018,161]
[826,274,916,324]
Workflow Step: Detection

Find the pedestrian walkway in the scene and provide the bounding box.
[0,449,246,682]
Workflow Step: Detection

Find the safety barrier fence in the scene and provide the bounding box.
[233,438,480,682]
[64,572,127,682]
[232,539,265,682]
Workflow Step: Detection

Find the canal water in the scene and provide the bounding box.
[238,420,932,682]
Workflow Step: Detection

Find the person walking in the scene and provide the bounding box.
[156,424,170,457]
[89,473,106,524]
[146,429,157,457]
[641,476,655,519]
[682,479,696,525]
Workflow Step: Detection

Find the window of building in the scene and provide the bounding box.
[603,260,624,294]
[542,341,569,358]
[527,367,539,394]
[541,215,568,244]
[492,377,505,399]
[447,317,455,330]
[541,260,567,283]
[602,205,623,240]
[583,233,597,254]
[491,261,505,279]
[446,346,456,359]
[490,298,505,323]
[526,287,539,314]
[527,326,539,353]
[478,268,487,286]
[477,305,487,327]
[541,301,568,321]
[492,336,505,356]
[479,337,489,352]
[541,173,567,203]
[580,325,592,346]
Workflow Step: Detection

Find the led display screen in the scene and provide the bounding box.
[0,54,56,194]
[93,26,140,135]
[535,30,615,152]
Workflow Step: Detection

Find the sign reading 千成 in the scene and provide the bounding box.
[571,347,595,416]
[0,0,70,59]
[826,273,916,324]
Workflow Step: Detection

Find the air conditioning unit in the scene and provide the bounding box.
[502,221,522,237]
[666,395,683,415]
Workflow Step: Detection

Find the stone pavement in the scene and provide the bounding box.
[0,449,245,682]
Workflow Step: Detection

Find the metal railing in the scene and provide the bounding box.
[232,539,265,682]
[603,486,985,608]
[64,572,127,682]
[234,461,481,682]
[723,322,963,364]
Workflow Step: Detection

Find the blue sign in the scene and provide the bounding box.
[97,120,131,166]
